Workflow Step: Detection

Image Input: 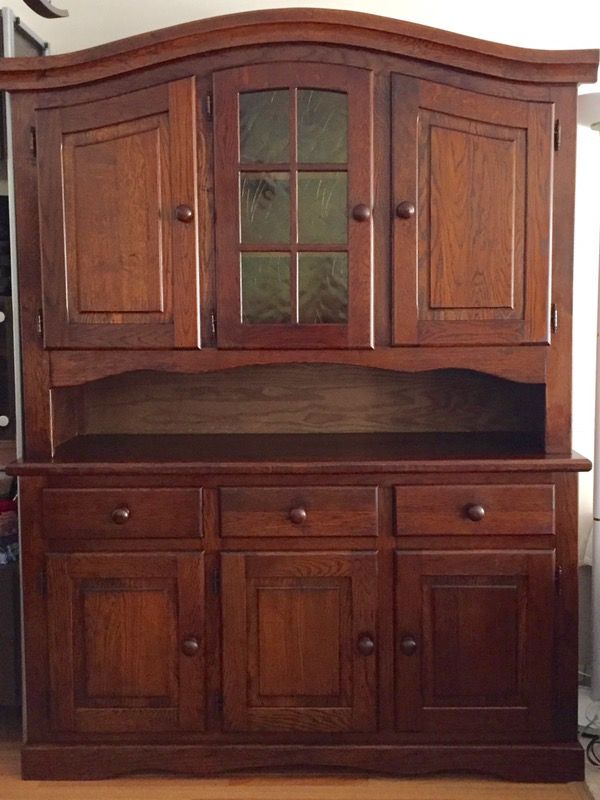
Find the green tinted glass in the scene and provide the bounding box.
[240,173,290,244]
[240,91,290,163]
[297,90,347,164]
[298,172,347,244]
[298,253,348,324]
[241,253,291,324]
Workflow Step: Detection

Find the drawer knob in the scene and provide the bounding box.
[289,506,307,525]
[111,506,131,525]
[400,635,418,656]
[181,637,199,657]
[352,203,371,222]
[396,200,416,219]
[465,503,486,522]
[357,634,375,656]
[175,204,194,223]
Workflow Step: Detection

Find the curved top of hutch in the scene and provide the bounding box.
[0,7,597,90]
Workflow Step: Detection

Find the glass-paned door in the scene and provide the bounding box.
[214,63,373,349]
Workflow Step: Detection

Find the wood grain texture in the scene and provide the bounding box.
[220,486,377,537]
[392,76,552,346]
[42,487,202,539]
[0,8,596,92]
[46,552,204,733]
[74,366,544,436]
[222,551,377,733]
[395,550,555,735]
[37,78,199,349]
[394,484,555,536]
[49,346,549,388]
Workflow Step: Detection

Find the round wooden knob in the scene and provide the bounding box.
[289,507,307,525]
[352,203,371,222]
[357,635,375,656]
[396,201,416,219]
[111,507,131,525]
[181,637,199,657]
[465,504,486,522]
[175,204,194,223]
[400,636,417,656]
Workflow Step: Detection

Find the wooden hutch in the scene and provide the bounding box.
[0,8,597,781]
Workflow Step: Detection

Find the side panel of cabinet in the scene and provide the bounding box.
[222,552,377,732]
[392,77,553,345]
[37,79,200,348]
[395,550,555,735]
[47,552,204,733]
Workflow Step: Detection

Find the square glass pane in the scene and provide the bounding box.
[298,172,347,244]
[297,90,347,164]
[298,253,348,324]
[240,173,290,244]
[242,253,291,324]
[240,90,290,163]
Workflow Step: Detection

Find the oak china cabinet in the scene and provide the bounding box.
[0,9,597,781]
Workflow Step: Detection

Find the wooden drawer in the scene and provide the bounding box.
[42,488,202,539]
[395,484,554,536]
[219,487,378,537]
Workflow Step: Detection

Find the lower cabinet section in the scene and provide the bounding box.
[221,551,378,732]
[46,552,205,733]
[395,550,555,734]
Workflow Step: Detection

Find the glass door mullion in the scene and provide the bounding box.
[290,87,299,324]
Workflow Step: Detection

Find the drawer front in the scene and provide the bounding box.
[43,488,202,539]
[395,484,554,536]
[220,487,378,537]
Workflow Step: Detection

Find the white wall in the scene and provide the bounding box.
[8,0,600,658]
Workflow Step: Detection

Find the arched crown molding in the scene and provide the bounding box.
[0,7,597,91]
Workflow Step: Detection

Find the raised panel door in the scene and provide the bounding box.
[213,63,374,349]
[392,76,553,345]
[37,78,200,348]
[46,553,204,733]
[222,552,377,732]
[395,550,555,735]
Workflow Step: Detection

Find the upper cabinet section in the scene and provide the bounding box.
[213,63,374,349]
[37,78,200,349]
[392,77,554,346]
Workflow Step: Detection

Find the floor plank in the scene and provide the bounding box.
[0,740,593,800]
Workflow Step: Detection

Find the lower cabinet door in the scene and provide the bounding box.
[46,552,204,733]
[395,550,555,735]
[222,552,378,733]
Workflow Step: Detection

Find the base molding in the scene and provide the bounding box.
[22,741,584,782]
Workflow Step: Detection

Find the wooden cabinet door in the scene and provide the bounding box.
[222,552,377,732]
[37,78,200,348]
[392,77,553,345]
[213,63,373,349]
[46,553,204,733]
[395,550,555,735]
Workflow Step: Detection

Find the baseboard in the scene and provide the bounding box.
[21,741,585,782]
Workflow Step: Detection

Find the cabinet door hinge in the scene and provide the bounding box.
[36,309,44,338]
[205,92,213,120]
[37,568,47,597]
[211,690,224,715]
[551,303,558,335]
[29,126,37,158]
[211,566,221,595]
[554,119,561,151]
[555,565,563,597]
[210,309,217,338]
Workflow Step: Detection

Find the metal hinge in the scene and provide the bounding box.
[212,690,224,715]
[551,303,558,335]
[210,309,217,338]
[211,566,221,595]
[555,565,563,597]
[29,126,37,158]
[37,568,47,597]
[36,309,44,338]
[554,119,561,151]
[205,92,213,120]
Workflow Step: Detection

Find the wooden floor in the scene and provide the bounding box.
[0,713,593,800]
